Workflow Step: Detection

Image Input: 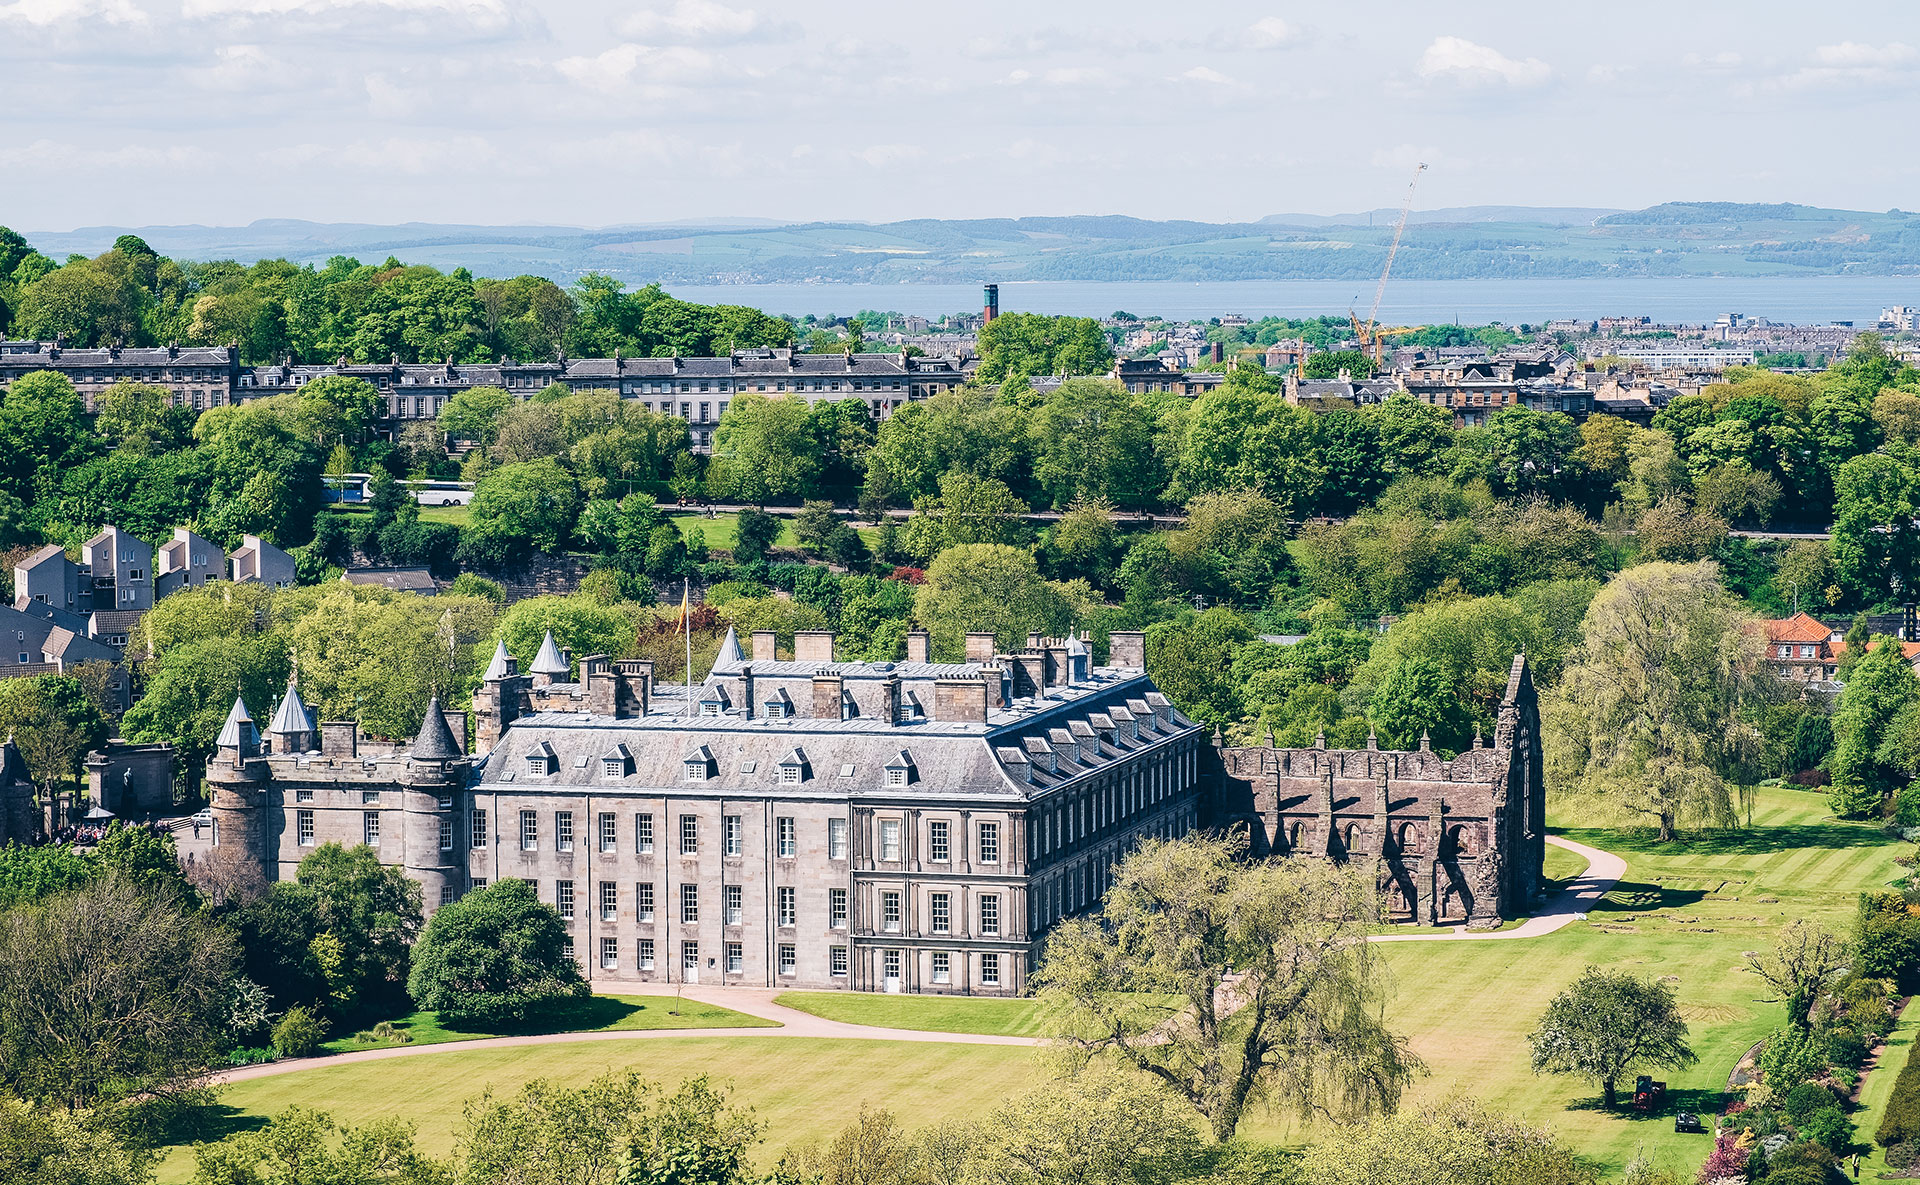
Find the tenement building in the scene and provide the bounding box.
[1204,654,1545,929]
[207,625,1205,995]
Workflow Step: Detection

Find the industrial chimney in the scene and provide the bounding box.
[983,284,1000,324]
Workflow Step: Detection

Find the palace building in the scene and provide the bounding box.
[207,626,1205,995]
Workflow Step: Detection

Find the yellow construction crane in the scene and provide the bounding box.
[1351,162,1427,365]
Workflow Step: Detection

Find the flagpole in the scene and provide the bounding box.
[684,577,692,717]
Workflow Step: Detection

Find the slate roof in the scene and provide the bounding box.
[216,695,257,749]
[268,680,315,736]
[343,567,437,594]
[481,639,513,682]
[531,630,568,676]
[475,667,1195,803]
[410,696,463,759]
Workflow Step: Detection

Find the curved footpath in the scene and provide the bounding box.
[214,836,1624,1086]
[1369,835,1625,944]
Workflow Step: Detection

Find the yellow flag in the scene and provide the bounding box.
[676,584,690,630]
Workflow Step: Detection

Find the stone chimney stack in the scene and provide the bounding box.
[905,629,930,664]
[795,631,835,664]
[934,675,989,722]
[739,665,756,720]
[1108,630,1146,670]
[812,671,846,720]
[965,632,997,663]
[751,630,778,662]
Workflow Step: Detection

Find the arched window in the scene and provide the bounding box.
[1343,823,1359,854]
[1289,822,1303,852]
[1398,823,1415,852]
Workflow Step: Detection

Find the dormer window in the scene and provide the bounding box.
[526,743,555,776]
[885,750,916,787]
[780,765,800,785]
[684,745,714,782]
[765,693,792,719]
[778,747,809,785]
[686,762,707,781]
[603,744,632,779]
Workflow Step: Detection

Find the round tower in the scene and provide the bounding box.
[402,696,469,912]
[206,693,273,880]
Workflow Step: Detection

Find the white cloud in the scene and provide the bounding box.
[0,0,143,24]
[1246,17,1297,49]
[1002,65,1117,89]
[1788,40,1918,87]
[180,0,510,28]
[1681,51,1743,70]
[1178,65,1234,86]
[619,0,794,45]
[1416,35,1552,89]
[555,43,715,87]
[854,144,925,168]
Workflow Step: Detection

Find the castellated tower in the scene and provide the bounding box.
[207,693,272,878]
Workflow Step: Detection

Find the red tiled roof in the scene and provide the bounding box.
[1765,612,1833,645]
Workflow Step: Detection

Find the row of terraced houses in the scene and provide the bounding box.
[0,341,974,452]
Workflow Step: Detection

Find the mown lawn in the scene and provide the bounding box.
[164,787,1902,1184]
[159,1038,1040,1183]
[668,512,886,558]
[319,992,772,1055]
[1851,999,1919,1178]
[1238,787,1906,1180]
[416,503,470,527]
[771,991,1049,1037]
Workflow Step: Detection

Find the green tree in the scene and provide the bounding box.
[190,1106,448,1185]
[913,544,1070,659]
[1832,452,1920,601]
[1176,390,1326,516]
[1545,562,1774,841]
[1368,656,1474,754]
[1526,966,1697,1109]
[0,1096,155,1185]
[1142,609,1254,727]
[0,875,237,1111]
[93,381,194,455]
[1745,921,1847,1032]
[975,313,1114,383]
[0,370,97,502]
[1302,1098,1597,1185]
[1032,378,1161,509]
[901,472,1029,560]
[1828,637,1919,818]
[1036,834,1420,1143]
[0,674,109,812]
[463,458,582,564]
[732,507,781,564]
[1301,349,1374,380]
[459,1072,760,1185]
[438,386,514,448]
[706,391,819,505]
[293,843,425,1022]
[406,879,586,1026]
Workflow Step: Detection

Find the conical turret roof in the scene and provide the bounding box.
[268,678,314,737]
[481,638,513,681]
[530,630,568,676]
[410,696,462,759]
[712,624,744,672]
[216,694,257,749]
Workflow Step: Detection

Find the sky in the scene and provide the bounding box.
[4,0,1919,232]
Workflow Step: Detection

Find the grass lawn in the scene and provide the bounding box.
[1852,999,1919,1178]
[772,992,1048,1037]
[1541,840,1590,892]
[669,513,885,558]
[319,992,773,1055]
[158,1038,1040,1183]
[416,503,470,527]
[1236,786,1906,1180]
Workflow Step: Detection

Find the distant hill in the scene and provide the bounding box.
[23,203,1920,285]
[1260,205,1623,227]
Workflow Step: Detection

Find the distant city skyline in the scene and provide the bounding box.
[3,0,1917,231]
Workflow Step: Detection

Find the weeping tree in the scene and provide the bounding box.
[1545,561,1777,840]
[1034,833,1422,1143]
